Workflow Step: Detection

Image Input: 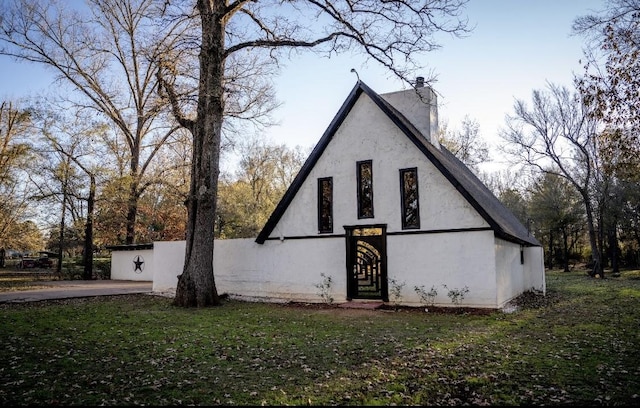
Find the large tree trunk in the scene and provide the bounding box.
[562,227,570,272]
[125,152,140,244]
[82,175,95,280]
[173,0,224,307]
[57,189,66,277]
[125,194,138,245]
[584,197,604,278]
[548,229,554,269]
[608,223,619,275]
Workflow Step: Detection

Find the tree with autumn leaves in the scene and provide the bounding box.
[574,0,640,181]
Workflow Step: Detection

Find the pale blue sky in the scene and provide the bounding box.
[0,0,604,173]
[262,0,605,172]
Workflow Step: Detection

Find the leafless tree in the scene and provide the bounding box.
[32,106,109,279]
[0,0,192,244]
[500,83,604,277]
[157,0,471,307]
[439,115,489,173]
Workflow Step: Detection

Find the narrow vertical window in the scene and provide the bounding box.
[357,160,374,219]
[318,177,333,233]
[400,168,420,229]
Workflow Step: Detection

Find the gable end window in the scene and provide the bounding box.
[400,167,420,229]
[318,177,333,233]
[357,160,374,219]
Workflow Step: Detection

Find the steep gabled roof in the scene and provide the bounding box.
[255,81,540,247]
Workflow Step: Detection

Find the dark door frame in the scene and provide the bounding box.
[344,224,388,302]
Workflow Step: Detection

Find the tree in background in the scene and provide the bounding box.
[0,0,191,244]
[498,188,529,227]
[573,0,640,181]
[0,101,41,252]
[30,106,108,279]
[44,222,85,258]
[572,0,640,274]
[216,139,306,239]
[157,0,471,307]
[500,83,604,277]
[439,115,489,174]
[481,167,529,199]
[7,220,44,255]
[0,102,30,185]
[135,171,189,243]
[618,180,640,267]
[528,172,584,271]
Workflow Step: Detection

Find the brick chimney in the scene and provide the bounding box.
[380,77,440,149]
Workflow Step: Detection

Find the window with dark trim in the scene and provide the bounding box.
[318,177,333,233]
[400,167,420,229]
[357,160,374,219]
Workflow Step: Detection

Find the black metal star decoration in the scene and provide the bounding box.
[133,256,144,272]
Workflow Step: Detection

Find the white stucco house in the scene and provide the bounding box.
[110,78,545,309]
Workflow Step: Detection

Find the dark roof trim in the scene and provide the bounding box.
[106,243,154,251]
[362,85,538,246]
[361,85,502,233]
[255,82,365,244]
[255,81,540,247]
[261,227,495,242]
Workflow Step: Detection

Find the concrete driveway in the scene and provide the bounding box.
[0,280,153,304]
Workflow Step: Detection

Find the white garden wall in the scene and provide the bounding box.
[110,248,153,281]
[152,238,347,303]
[146,229,540,309]
[152,241,187,293]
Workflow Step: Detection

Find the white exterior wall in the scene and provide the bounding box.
[110,249,153,281]
[214,238,346,302]
[387,230,497,307]
[494,238,546,308]
[115,236,543,309]
[152,241,187,293]
[135,235,546,309]
[494,238,524,308]
[525,246,546,294]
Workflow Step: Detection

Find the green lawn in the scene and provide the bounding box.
[1,269,639,405]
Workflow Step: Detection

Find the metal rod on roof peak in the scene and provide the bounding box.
[350,68,360,82]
